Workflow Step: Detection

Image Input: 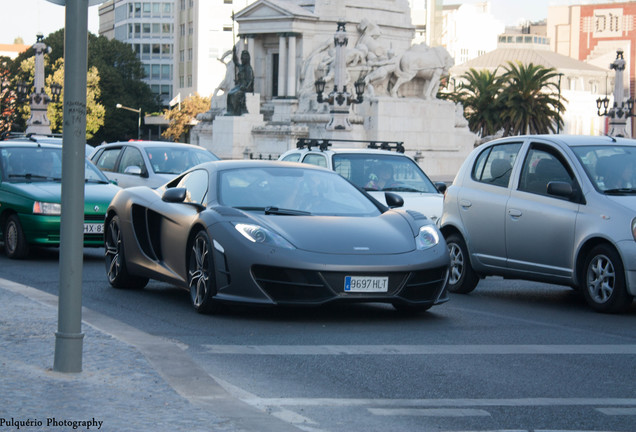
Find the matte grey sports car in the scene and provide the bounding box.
[104,160,449,314]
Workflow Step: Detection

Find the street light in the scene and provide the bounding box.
[116,103,142,140]
[314,21,366,131]
[556,72,564,134]
[596,50,634,137]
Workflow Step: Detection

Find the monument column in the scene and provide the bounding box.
[286,34,297,98]
[277,34,287,97]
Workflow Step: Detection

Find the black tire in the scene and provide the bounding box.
[445,232,479,294]
[188,230,222,314]
[3,214,29,259]
[104,215,148,289]
[581,244,633,313]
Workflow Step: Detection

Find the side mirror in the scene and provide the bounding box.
[434,182,447,194]
[162,187,187,203]
[547,181,574,199]
[385,192,404,208]
[123,165,143,176]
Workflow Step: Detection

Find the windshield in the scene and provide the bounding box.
[146,146,219,175]
[0,146,109,183]
[332,153,439,193]
[218,167,381,216]
[572,145,636,193]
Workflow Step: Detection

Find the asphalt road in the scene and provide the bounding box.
[2,245,635,432]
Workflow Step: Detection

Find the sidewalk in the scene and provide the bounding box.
[0,279,305,432]
[0,280,233,432]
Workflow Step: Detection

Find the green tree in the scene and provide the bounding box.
[11,29,160,143]
[0,57,18,137]
[162,94,211,142]
[498,61,565,135]
[47,58,105,140]
[454,68,504,137]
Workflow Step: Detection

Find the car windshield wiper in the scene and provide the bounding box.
[383,186,422,193]
[265,206,311,215]
[235,206,311,215]
[604,188,636,195]
[9,173,59,181]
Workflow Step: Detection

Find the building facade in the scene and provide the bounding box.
[99,0,176,106]
[548,1,636,135]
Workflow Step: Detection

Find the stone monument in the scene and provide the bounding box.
[190,0,476,178]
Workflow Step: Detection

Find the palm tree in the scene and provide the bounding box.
[498,61,566,136]
[453,68,505,138]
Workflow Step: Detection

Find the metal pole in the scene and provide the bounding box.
[54,0,88,373]
[137,108,141,140]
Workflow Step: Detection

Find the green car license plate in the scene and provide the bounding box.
[344,276,388,292]
[83,223,104,234]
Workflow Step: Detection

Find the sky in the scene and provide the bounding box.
[0,0,619,46]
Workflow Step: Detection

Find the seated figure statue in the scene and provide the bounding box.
[226,47,254,116]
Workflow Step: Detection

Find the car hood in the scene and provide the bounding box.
[367,191,443,222]
[252,211,416,254]
[604,194,636,212]
[5,181,119,205]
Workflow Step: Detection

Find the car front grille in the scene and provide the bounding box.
[251,265,448,305]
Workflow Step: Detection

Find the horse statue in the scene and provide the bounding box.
[390,44,454,99]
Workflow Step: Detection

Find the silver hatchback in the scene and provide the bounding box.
[440,134,636,313]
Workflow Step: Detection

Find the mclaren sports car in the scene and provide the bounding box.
[104,160,450,314]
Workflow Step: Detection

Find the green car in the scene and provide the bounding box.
[0,141,120,259]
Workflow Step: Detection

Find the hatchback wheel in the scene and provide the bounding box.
[445,233,479,294]
[104,215,148,289]
[188,230,222,314]
[3,215,29,259]
[582,244,632,313]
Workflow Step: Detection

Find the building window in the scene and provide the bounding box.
[222,26,232,32]
[161,85,171,98]
[180,49,184,62]
[180,76,184,88]
[161,64,172,79]
[180,24,185,36]
[142,64,150,78]
[152,44,161,55]
[162,23,172,34]
[180,0,185,10]
[187,75,192,87]
[162,44,172,55]
[188,21,194,35]
[143,23,151,35]
[163,2,172,14]
[152,64,160,79]
[187,48,193,61]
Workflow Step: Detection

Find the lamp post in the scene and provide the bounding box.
[556,73,564,134]
[314,21,365,131]
[596,50,634,137]
[17,34,59,135]
[116,103,142,140]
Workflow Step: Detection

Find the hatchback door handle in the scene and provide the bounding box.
[508,209,522,217]
[459,199,472,208]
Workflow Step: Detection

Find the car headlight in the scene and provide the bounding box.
[33,201,61,215]
[416,225,440,250]
[234,223,295,250]
[632,218,636,242]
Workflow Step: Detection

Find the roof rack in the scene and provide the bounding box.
[296,138,405,153]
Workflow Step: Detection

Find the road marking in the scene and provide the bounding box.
[596,407,636,415]
[368,408,490,417]
[238,397,636,409]
[202,344,636,355]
